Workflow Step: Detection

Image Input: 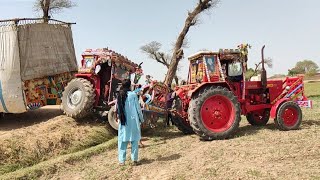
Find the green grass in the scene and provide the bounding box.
[0,138,118,180]
[0,125,113,175]
[304,81,320,98]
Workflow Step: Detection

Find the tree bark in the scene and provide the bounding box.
[41,0,51,23]
[174,75,179,85]
[164,0,217,84]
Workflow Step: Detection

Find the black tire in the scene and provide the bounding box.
[62,78,95,119]
[0,113,4,119]
[246,109,270,126]
[171,97,194,134]
[189,86,241,140]
[108,105,118,131]
[275,101,302,131]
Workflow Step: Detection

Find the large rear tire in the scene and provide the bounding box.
[171,97,194,134]
[275,101,302,131]
[246,109,270,126]
[189,86,241,140]
[62,78,95,119]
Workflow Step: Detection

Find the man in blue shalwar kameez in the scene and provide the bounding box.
[117,79,144,166]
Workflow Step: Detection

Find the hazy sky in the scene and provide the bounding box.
[1,0,319,80]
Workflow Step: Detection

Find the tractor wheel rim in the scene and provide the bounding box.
[201,95,235,133]
[281,107,298,127]
[67,87,83,109]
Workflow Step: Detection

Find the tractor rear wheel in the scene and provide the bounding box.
[108,105,119,131]
[171,97,194,134]
[189,86,241,140]
[246,109,270,126]
[62,78,95,119]
[275,101,302,131]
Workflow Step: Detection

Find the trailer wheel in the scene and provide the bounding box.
[246,109,270,126]
[171,97,194,134]
[108,105,119,131]
[189,86,241,140]
[62,78,95,119]
[275,101,302,131]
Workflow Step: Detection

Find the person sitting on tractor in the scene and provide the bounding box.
[145,75,152,85]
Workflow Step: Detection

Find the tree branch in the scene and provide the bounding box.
[140,41,170,68]
[164,0,219,84]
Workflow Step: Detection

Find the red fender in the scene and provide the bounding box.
[270,98,289,119]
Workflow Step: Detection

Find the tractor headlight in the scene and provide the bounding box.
[285,86,290,91]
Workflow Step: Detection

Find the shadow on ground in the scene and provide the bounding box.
[0,106,63,131]
[142,124,186,141]
[139,153,181,165]
[302,120,320,127]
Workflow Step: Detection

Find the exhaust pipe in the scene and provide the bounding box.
[261,45,267,90]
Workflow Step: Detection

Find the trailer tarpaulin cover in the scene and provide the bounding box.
[18,24,77,81]
[0,25,27,113]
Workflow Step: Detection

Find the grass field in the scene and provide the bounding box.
[304,81,320,98]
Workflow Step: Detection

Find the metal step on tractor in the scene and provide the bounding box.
[170,44,312,140]
[61,48,170,131]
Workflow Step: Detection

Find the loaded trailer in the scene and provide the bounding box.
[0,18,77,115]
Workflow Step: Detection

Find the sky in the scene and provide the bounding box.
[1,0,320,81]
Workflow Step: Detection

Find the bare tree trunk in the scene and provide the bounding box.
[164,0,218,84]
[174,75,179,85]
[41,0,51,23]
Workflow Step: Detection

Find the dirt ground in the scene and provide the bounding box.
[0,106,63,135]
[36,101,320,180]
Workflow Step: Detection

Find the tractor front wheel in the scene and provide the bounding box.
[108,105,119,131]
[189,86,241,140]
[246,109,270,126]
[275,101,302,131]
[62,78,95,119]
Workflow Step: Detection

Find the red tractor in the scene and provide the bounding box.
[61,48,141,120]
[171,45,311,140]
[61,48,169,130]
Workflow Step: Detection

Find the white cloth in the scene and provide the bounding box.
[0,25,27,113]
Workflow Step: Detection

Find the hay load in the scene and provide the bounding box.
[0,18,77,113]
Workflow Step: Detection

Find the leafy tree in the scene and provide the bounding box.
[245,68,255,80]
[269,74,286,79]
[288,60,319,76]
[34,0,76,22]
[164,0,220,84]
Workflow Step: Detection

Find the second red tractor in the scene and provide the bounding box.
[171,45,311,140]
